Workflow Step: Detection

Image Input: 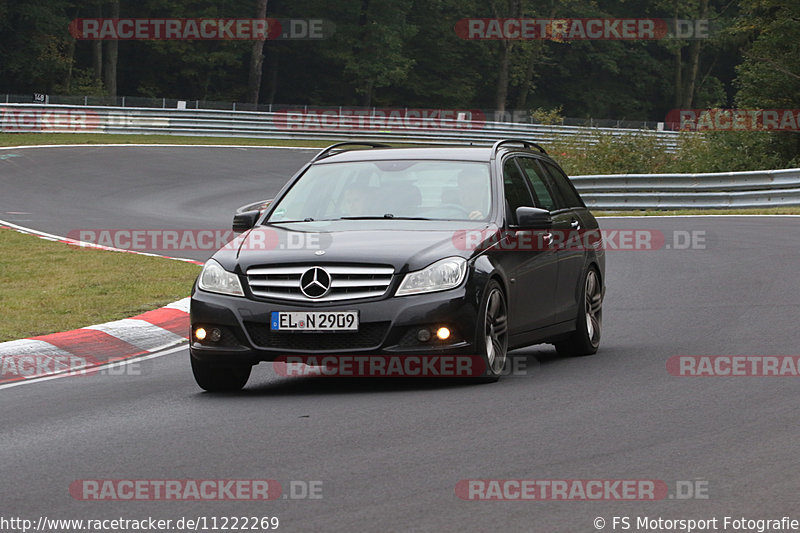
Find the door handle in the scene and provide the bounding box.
[570,219,581,230]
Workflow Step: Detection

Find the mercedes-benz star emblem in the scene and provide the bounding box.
[299,267,331,299]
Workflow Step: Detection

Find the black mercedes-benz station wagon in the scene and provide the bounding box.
[190,140,605,391]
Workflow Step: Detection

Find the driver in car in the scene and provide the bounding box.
[340,186,371,217]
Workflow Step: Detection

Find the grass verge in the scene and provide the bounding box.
[0,227,201,342]
[0,133,334,148]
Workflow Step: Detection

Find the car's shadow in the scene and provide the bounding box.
[194,346,571,398]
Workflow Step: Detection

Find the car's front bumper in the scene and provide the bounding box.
[189,283,482,365]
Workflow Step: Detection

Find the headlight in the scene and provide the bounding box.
[396,257,467,296]
[198,259,244,297]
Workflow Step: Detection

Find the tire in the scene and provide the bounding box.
[555,267,602,357]
[190,354,252,392]
[474,280,509,382]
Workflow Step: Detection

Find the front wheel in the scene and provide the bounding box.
[555,268,602,357]
[190,354,252,392]
[475,281,509,382]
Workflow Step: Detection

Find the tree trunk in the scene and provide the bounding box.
[682,0,708,108]
[516,43,541,109]
[265,46,279,105]
[496,42,510,113]
[92,3,102,80]
[103,0,119,97]
[491,0,520,114]
[65,38,76,93]
[354,0,372,106]
[246,0,269,104]
[360,80,374,107]
[683,42,700,108]
[672,5,682,108]
[674,47,682,108]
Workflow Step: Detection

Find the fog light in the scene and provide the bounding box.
[436,327,451,340]
[417,328,431,342]
[209,328,222,342]
[195,327,207,341]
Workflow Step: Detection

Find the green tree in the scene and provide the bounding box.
[734,0,800,108]
[0,0,74,93]
[325,0,417,106]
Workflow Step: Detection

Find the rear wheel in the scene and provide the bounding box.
[555,268,602,357]
[190,354,251,392]
[475,281,508,382]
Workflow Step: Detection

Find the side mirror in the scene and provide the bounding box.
[232,210,260,233]
[515,207,552,229]
[237,199,272,213]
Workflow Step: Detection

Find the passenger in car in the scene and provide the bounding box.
[339,186,371,217]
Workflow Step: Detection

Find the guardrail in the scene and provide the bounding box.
[0,103,680,151]
[2,103,796,209]
[1,94,670,130]
[572,168,800,209]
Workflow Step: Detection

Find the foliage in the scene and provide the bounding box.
[530,106,564,125]
[0,0,797,170]
[549,130,799,175]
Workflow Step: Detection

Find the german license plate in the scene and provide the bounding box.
[270,311,359,331]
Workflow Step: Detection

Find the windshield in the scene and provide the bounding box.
[266,160,491,223]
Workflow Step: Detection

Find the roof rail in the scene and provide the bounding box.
[490,139,548,159]
[310,141,391,162]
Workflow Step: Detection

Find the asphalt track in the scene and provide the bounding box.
[2,146,800,532]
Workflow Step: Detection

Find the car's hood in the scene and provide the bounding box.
[212,219,495,274]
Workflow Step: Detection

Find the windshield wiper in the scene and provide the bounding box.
[339,215,433,220]
[269,215,435,223]
[266,217,315,224]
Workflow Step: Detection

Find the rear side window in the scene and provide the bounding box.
[502,158,534,224]
[540,161,584,208]
[516,157,557,211]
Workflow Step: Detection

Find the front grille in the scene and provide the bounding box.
[246,265,394,302]
[244,321,390,351]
